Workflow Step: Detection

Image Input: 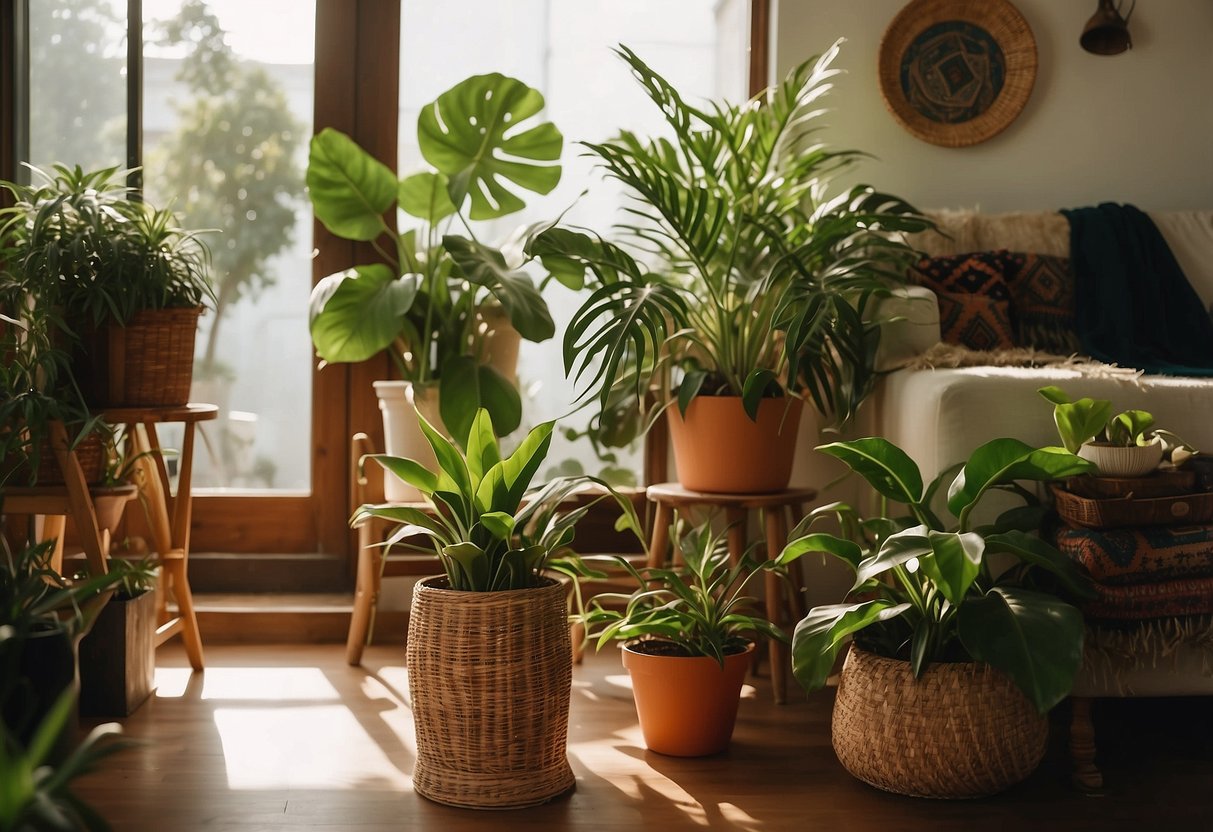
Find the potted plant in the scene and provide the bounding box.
[0,163,213,409]
[580,525,786,757]
[0,686,131,831]
[533,41,929,493]
[307,73,568,499]
[778,436,1096,798]
[351,407,642,809]
[1039,385,1192,477]
[78,556,159,717]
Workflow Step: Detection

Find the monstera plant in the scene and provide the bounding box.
[307,73,568,441]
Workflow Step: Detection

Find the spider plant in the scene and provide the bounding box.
[532,40,930,438]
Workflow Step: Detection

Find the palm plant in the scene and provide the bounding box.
[533,40,930,437]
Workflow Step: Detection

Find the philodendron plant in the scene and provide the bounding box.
[779,437,1098,713]
[530,40,929,443]
[351,408,643,592]
[307,73,568,442]
[1039,385,1192,461]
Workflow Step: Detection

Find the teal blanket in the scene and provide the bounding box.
[1062,203,1213,376]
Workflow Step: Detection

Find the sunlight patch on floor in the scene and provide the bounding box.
[153,666,193,698]
[214,705,409,790]
[199,667,340,700]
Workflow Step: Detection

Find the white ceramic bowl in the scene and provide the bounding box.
[1078,441,1164,478]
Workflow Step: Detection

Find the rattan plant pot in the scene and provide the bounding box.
[78,307,202,407]
[406,576,576,809]
[34,431,106,485]
[832,646,1047,799]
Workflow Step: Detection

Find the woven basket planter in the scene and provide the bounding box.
[34,431,106,485]
[832,645,1047,799]
[77,307,202,407]
[406,576,575,809]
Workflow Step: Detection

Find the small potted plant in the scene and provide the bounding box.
[778,436,1096,798]
[78,556,159,717]
[1039,385,1192,477]
[534,40,929,493]
[580,525,786,757]
[352,408,642,809]
[307,72,568,498]
[0,164,213,409]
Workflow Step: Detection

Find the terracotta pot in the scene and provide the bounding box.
[91,483,138,537]
[831,646,1047,799]
[622,641,755,757]
[667,396,804,493]
[407,576,575,809]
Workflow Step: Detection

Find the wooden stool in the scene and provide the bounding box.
[645,483,817,704]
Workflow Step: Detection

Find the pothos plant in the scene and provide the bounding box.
[307,73,570,443]
[778,436,1098,713]
[351,408,644,592]
[1039,385,1193,461]
[530,40,930,443]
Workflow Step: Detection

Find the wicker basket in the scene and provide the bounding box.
[1052,484,1213,529]
[407,576,575,809]
[832,646,1047,799]
[1064,470,1197,500]
[78,308,202,407]
[33,431,106,485]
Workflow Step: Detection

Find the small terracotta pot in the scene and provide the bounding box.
[667,396,804,493]
[91,483,138,537]
[622,641,755,757]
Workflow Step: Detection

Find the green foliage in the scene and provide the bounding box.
[536,41,930,442]
[781,436,1097,713]
[580,525,788,666]
[149,0,305,368]
[0,686,131,832]
[351,409,643,592]
[307,72,564,439]
[1039,385,1194,460]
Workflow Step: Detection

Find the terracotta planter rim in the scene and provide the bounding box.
[621,640,756,660]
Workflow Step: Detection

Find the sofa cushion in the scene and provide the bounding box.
[1008,253,1082,355]
[911,251,1017,351]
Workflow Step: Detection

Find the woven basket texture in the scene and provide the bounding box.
[832,646,1047,799]
[106,307,201,407]
[406,576,575,809]
[34,432,105,485]
[1052,484,1213,530]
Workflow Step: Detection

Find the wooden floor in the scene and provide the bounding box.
[75,643,1213,832]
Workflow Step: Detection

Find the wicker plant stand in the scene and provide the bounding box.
[407,576,575,809]
[832,645,1048,799]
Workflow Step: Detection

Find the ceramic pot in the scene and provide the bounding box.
[667,396,803,493]
[622,641,755,757]
[1079,440,1164,478]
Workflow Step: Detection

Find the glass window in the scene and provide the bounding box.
[143,0,316,492]
[398,0,751,487]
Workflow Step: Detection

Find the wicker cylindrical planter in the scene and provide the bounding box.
[78,307,202,407]
[406,576,575,809]
[832,645,1047,799]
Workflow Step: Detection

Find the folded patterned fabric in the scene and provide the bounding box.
[1083,576,1213,621]
[910,250,1017,351]
[1009,253,1083,355]
[1054,523,1213,585]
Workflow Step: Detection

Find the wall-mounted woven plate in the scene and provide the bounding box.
[878,0,1037,147]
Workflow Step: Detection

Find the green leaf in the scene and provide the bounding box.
[1036,385,1072,405]
[308,265,420,363]
[366,454,438,496]
[1109,409,1155,445]
[1051,396,1113,453]
[777,533,864,571]
[909,616,932,678]
[741,369,780,420]
[479,511,515,540]
[307,127,397,241]
[417,73,562,220]
[464,408,501,490]
[439,358,522,446]
[397,171,457,224]
[916,531,984,605]
[443,542,489,590]
[957,585,1086,713]
[676,370,706,417]
[416,408,473,499]
[946,439,1096,521]
[791,600,910,692]
[475,420,555,515]
[817,437,924,505]
[985,530,1096,599]
[854,525,931,586]
[442,235,555,342]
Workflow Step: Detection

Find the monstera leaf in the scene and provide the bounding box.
[417,73,562,220]
[307,128,396,241]
[308,264,421,363]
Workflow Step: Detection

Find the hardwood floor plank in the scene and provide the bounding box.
[72,643,1213,831]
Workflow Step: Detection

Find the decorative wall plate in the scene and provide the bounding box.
[878,0,1037,147]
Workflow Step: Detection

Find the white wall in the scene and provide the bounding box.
[773,0,1213,212]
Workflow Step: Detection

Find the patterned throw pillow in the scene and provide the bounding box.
[911,251,1018,351]
[1007,253,1083,355]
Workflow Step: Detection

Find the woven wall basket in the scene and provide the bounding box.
[78,307,202,408]
[406,576,575,809]
[832,645,1047,799]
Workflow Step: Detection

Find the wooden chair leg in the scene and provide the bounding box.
[346,521,378,666]
[37,514,67,575]
[163,555,204,672]
[764,507,789,704]
[646,502,673,568]
[1070,696,1103,791]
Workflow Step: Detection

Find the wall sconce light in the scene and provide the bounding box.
[1081,0,1135,55]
